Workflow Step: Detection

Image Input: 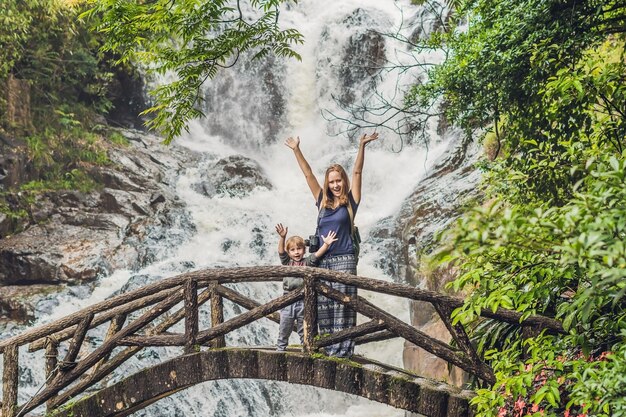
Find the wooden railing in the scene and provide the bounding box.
[0,266,564,417]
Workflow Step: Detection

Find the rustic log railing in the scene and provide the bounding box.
[0,266,564,417]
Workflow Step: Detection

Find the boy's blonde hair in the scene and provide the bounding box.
[286,235,305,251]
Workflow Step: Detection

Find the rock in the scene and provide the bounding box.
[192,155,272,198]
[368,132,482,385]
[105,64,147,130]
[0,129,195,321]
[99,188,155,217]
[0,224,120,285]
[0,284,61,322]
[338,10,386,105]
[407,3,452,44]
[200,55,286,145]
[0,212,14,238]
[0,136,33,189]
[89,167,145,192]
[317,8,388,108]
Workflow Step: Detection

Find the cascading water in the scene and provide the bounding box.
[3,0,478,416]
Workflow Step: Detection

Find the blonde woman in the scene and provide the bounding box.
[285,132,379,357]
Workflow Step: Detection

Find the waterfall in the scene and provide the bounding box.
[4,0,478,416]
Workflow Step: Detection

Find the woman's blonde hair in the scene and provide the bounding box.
[321,164,350,209]
[286,236,305,251]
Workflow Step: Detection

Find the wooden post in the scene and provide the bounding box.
[60,313,94,372]
[92,313,127,375]
[210,282,225,348]
[196,289,302,345]
[184,278,199,354]
[434,302,495,383]
[303,274,317,353]
[27,289,173,353]
[315,281,496,384]
[49,289,213,410]
[45,338,59,412]
[215,285,280,323]
[20,289,185,416]
[2,344,18,417]
[313,320,386,350]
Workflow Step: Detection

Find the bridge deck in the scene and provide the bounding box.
[49,348,475,417]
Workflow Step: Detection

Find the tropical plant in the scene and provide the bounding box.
[413,0,626,415]
[82,0,304,143]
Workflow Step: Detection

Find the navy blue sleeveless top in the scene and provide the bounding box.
[315,191,358,257]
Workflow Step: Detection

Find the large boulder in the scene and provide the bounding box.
[192,155,272,198]
[0,130,196,322]
[0,285,59,323]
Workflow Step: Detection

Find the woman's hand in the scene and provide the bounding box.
[359,132,379,146]
[284,136,300,150]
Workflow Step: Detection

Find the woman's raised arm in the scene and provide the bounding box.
[285,136,322,200]
[351,132,379,204]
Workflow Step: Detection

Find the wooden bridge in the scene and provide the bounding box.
[0,266,564,417]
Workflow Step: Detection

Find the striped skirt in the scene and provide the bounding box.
[317,254,357,358]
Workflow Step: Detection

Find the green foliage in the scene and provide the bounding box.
[414,0,626,415]
[447,150,626,327]
[440,152,626,415]
[569,338,626,416]
[0,0,122,128]
[0,0,44,79]
[410,0,626,205]
[0,0,140,219]
[108,131,129,146]
[82,0,303,143]
[24,125,110,188]
[0,201,28,221]
[0,123,115,230]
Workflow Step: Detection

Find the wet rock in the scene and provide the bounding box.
[407,3,451,44]
[249,226,267,259]
[339,10,386,105]
[192,155,272,198]
[316,8,388,110]
[221,238,240,253]
[0,284,59,322]
[201,55,286,145]
[368,132,482,385]
[0,130,194,321]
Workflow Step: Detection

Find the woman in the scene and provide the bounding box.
[284,132,379,357]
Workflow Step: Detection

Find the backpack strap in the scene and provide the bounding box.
[315,192,325,236]
[315,205,325,235]
[346,195,356,235]
[346,196,360,263]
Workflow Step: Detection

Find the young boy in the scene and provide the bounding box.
[275,223,337,351]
